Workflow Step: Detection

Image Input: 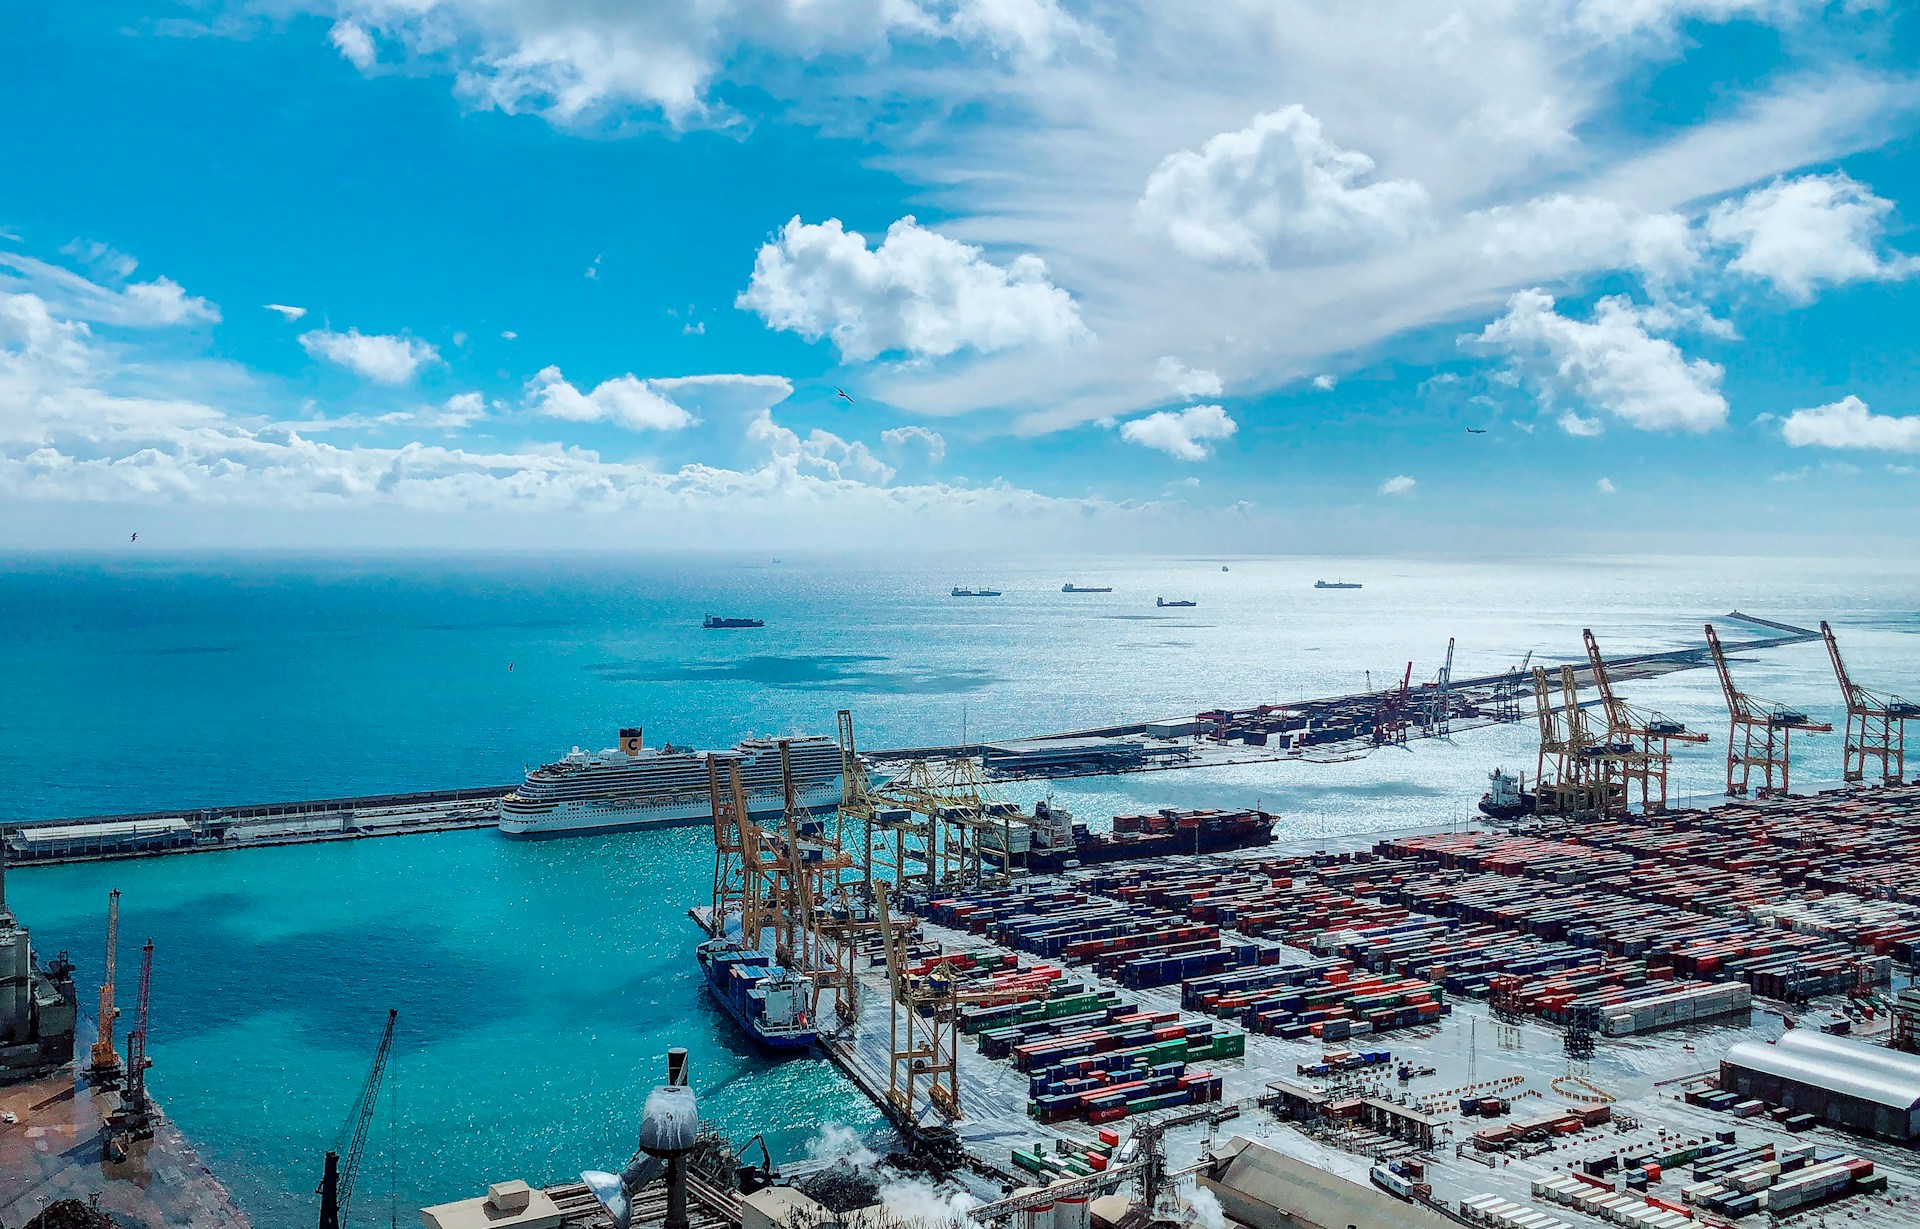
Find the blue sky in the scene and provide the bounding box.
[2,1,1918,552]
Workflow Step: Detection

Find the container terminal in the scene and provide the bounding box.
[1,612,1823,867]
[12,614,1920,1229]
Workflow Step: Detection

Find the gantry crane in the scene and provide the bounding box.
[107,939,156,1154]
[871,881,1035,1124]
[1584,629,1708,814]
[1705,622,1831,798]
[1373,662,1413,746]
[1532,665,1611,818]
[88,889,122,1083]
[1421,638,1456,736]
[319,1009,398,1229]
[1822,621,1919,786]
[709,740,868,1027]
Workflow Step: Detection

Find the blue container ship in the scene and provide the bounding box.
[696,938,818,1051]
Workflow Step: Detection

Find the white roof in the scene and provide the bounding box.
[18,818,191,843]
[1723,1029,1920,1111]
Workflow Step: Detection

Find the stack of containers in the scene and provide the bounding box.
[1458,1193,1577,1229]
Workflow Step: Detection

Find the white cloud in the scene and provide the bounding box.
[1470,289,1727,433]
[684,321,706,335]
[1118,404,1236,461]
[1379,474,1417,496]
[881,424,947,465]
[1560,411,1605,436]
[1311,374,1337,391]
[525,366,697,431]
[1705,172,1917,302]
[1476,194,1699,285]
[500,330,517,340]
[281,392,491,434]
[265,303,308,321]
[0,252,220,329]
[299,328,440,384]
[1573,0,1828,41]
[749,410,894,483]
[1136,106,1429,269]
[318,0,1082,128]
[585,253,602,280]
[330,19,377,70]
[1597,476,1617,493]
[1781,395,1920,453]
[737,216,1086,363]
[1154,356,1222,399]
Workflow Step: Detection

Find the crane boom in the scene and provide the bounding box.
[323,1008,398,1229]
[1706,622,1830,798]
[89,889,122,1077]
[1822,620,1918,785]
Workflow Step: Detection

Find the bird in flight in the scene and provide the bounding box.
[1466,427,1487,434]
[834,386,854,404]
[129,532,138,542]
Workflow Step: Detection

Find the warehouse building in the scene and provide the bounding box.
[1720,1029,1920,1141]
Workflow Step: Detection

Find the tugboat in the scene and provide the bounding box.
[1156,597,1197,608]
[1314,580,1362,590]
[696,938,817,1051]
[1062,583,1113,593]
[1477,768,1536,820]
[703,615,765,629]
[951,586,1002,597]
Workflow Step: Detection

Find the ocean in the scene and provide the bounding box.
[5,550,1918,1229]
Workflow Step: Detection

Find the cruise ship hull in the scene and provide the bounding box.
[498,780,843,838]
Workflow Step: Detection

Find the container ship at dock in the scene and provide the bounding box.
[695,938,818,1051]
[985,801,1275,872]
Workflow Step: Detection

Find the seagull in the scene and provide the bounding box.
[834,386,854,404]
[130,532,138,542]
[1466,427,1487,434]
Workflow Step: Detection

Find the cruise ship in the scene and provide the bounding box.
[497,728,845,838]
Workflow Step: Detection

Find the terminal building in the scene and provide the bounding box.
[1720,1029,1920,1141]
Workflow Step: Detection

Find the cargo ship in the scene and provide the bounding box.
[703,615,764,629]
[952,586,1002,597]
[1477,767,1535,820]
[987,800,1274,871]
[1314,580,1362,590]
[696,938,817,1051]
[1156,598,1197,608]
[1061,584,1113,593]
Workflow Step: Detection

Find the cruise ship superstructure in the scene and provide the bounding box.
[498,728,844,838]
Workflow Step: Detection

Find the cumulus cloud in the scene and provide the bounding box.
[1154,356,1222,399]
[1136,106,1429,269]
[749,410,894,483]
[1705,173,1917,302]
[1470,289,1727,433]
[1311,374,1337,391]
[881,424,946,465]
[525,366,696,431]
[299,327,440,384]
[1781,395,1920,453]
[736,216,1086,363]
[1597,476,1617,493]
[265,303,308,321]
[1119,404,1236,460]
[1379,474,1417,496]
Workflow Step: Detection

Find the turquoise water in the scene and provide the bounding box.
[6,551,1919,1229]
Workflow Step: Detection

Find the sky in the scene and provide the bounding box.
[2,1,1919,553]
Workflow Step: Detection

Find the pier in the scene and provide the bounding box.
[2,614,1824,867]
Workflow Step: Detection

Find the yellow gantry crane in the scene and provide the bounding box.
[1706,622,1831,798]
[1584,629,1708,815]
[871,881,1033,1124]
[1532,664,1611,817]
[88,888,122,1082]
[1822,621,1919,786]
